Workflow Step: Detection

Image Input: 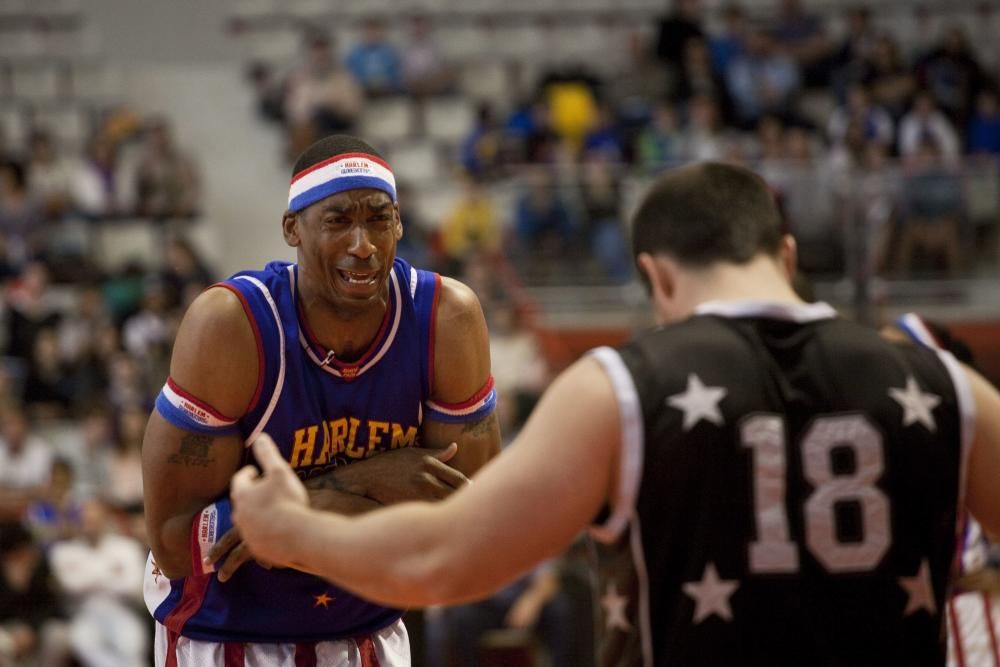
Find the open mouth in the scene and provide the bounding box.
[337,269,378,287]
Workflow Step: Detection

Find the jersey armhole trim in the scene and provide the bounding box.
[936,350,977,517]
[210,282,265,415]
[588,346,645,544]
[233,275,287,448]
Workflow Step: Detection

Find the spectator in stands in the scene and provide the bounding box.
[725,29,801,128]
[56,285,110,374]
[441,177,500,273]
[22,328,73,418]
[674,37,732,121]
[106,352,145,412]
[514,171,574,269]
[160,236,213,309]
[581,103,624,162]
[709,4,747,77]
[756,114,786,165]
[487,301,548,435]
[579,156,630,283]
[25,459,81,548]
[0,521,68,667]
[678,94,727,161]
[607,30,671,131]
[968,88,1000,157]
[426,559,592,667]
[346,18,403,97]
[0,160,42,270]
[829,5,878,99]
[70,136,126,219]
[283,33,364,160]
[539,64,602,155]
[25,131,75,221]
[863,35,916,121]
[66,323,118,412]
[402,14,452,97]
[636,101,682,171]
[827,83,894,149]
[916,26,988,126]
[4,262,59,364]
[105,406,145,514]
[655,0,705,71]
[49,498,147,667]
[856,140,902,275]
[461,103,504,179]
[0,406,53,512]
[64,408,114,501]
[899,90,961,165]
[899,140,964,275]
[122,277,170,361]
[134,118,200,220]
[768,0,832,87]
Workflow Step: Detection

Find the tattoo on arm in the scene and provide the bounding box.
[461,412,498,437]
[167,434,215,467]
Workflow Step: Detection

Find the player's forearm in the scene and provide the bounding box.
[280,502,471,608]
[307,487,381,516]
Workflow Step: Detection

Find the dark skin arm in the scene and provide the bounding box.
[419,277,502,475]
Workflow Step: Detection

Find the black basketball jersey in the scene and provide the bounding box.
[588,301,973,667]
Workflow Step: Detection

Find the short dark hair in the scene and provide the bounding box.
[631,161,783,268]
[291,135,385,178]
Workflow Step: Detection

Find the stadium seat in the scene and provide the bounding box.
[10,64,61,100]
[410,185,460,228]
[458,61,509,106]
[360,98,415,144]
[0,105,29,152]
[32,105,90,150]
[387,141,440,187]
[424,98,475,145]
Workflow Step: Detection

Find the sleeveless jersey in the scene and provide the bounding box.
[144,256,440,643]
[588,301,973,667]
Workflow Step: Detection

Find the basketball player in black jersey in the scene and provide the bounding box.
[229,162,1000,666]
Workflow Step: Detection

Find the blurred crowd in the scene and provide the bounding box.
[0,99,212,664]
[1,0,1000,664]
[249,0,1000,286]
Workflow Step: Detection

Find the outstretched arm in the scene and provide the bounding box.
[232,356,619,607]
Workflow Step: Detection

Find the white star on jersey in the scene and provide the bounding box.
[682,562,739,623]
[600,582,632,632]
[899,559,937,616]
[667,374,727,431]
[888,376,941,431]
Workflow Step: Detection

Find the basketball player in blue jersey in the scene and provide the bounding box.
[141,135,501,666]
[233,161,1000,666]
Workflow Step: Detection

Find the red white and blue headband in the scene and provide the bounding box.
[287,152,397,213]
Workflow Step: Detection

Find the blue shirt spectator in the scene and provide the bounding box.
[726,31,801,126]
[346,19,402,96]
[968,90,1000,156]
[710,4,747,76]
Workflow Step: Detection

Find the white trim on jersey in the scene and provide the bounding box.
[153,618,410,667]
[629,515,655,667]
[292,266,403,380]
[235,275,287,448]
[410,265,418,300]
[936,349,977,534]
[588,346,645,544]
[694,300,838,322]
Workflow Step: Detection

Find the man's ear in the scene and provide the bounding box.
[282,211,300,247]
[779,234,797,281]
[393,202,403,241]
[637,252,676,322]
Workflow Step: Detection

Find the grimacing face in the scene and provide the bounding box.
[284,188,403,311]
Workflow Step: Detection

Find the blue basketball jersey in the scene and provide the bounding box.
[144,256,439,643]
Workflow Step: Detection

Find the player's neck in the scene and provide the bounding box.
[296,283,390,362]
[678,255,804,314]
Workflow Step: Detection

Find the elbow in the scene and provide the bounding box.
[147,534,192,581]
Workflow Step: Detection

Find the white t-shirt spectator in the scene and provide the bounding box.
[0,435,52,490]
[899,110,960,163]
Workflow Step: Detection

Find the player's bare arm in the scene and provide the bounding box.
[419,276,501,476]
[232,356,618,607]
[962,365,1000,535]
[143,287,255,580]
